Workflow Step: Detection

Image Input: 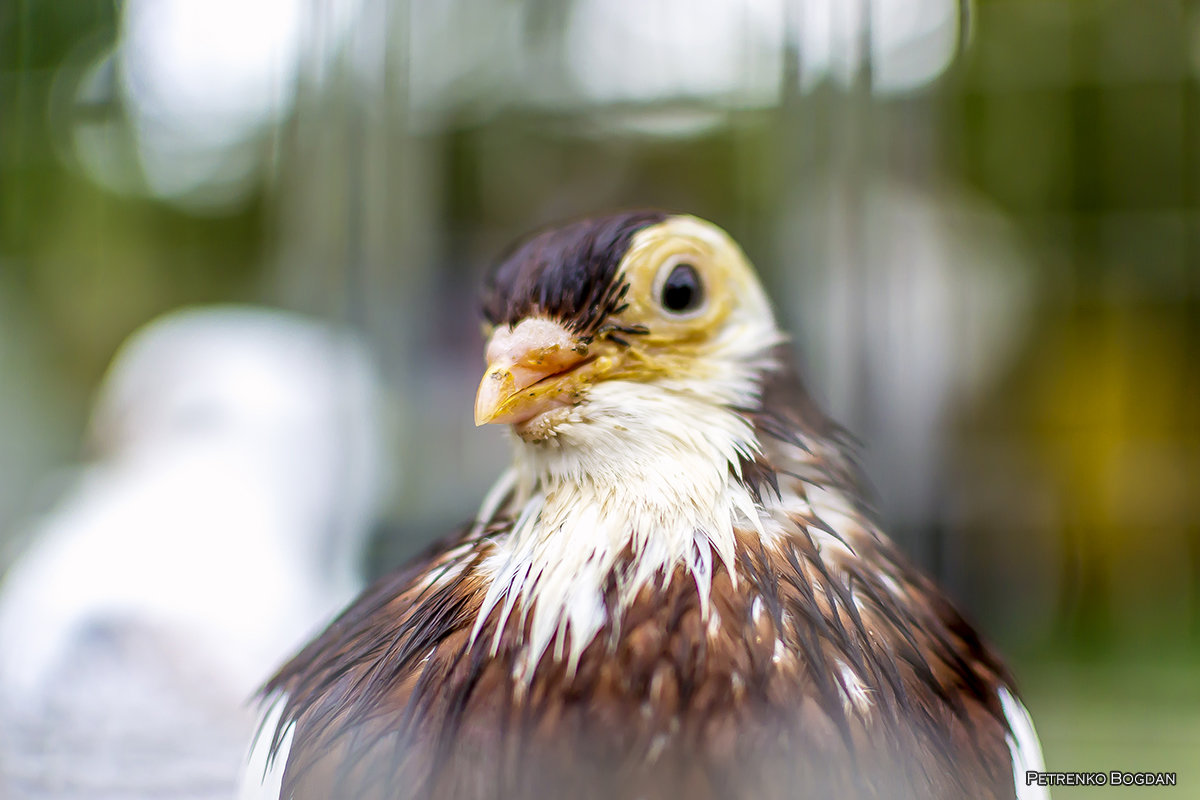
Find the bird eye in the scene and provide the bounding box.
[659,263,703,314]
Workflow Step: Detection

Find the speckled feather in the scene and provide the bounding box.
[254,213,1036,800]
[260,369,1020,800]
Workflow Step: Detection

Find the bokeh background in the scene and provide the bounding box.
[1,1,1197,795]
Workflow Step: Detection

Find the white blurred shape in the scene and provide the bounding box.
[119,0,302,204]
[0,306,385,797]
[787,179,1031,529]
[115,0,361,209]
[867,0,962,94]
[121,0,301,147]
[560,0,961,110]
[566,0,785,106]
[805,0,963,94]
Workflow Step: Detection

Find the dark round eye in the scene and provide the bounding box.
[660,263,703,314]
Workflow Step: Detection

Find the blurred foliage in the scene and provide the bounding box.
[1018,649,1200,798]
[0,2,265,390]
[947,0,1200,654]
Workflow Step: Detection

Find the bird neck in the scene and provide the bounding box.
[472,379,769,678]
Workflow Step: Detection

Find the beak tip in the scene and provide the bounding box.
[473,399,495,427]
[474,367,509,427]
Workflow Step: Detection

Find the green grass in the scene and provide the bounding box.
[1016,650,1200,798]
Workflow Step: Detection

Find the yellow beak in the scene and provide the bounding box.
[474,318,590,426]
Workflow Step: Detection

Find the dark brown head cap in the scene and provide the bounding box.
[481,211,669,334]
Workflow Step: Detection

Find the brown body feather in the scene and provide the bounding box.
[261,368,1021,800]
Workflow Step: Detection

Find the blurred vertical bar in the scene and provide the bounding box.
[828,0,873,438]
[270,0,440,530]
[9,0,31,236]
[359,0,441,527]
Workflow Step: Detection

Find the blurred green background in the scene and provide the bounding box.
[2,1,1198,795]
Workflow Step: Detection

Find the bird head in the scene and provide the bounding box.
[475,212,784,446]
[470,213,795,670]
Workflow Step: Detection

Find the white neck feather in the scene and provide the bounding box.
[471,370,774,678]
